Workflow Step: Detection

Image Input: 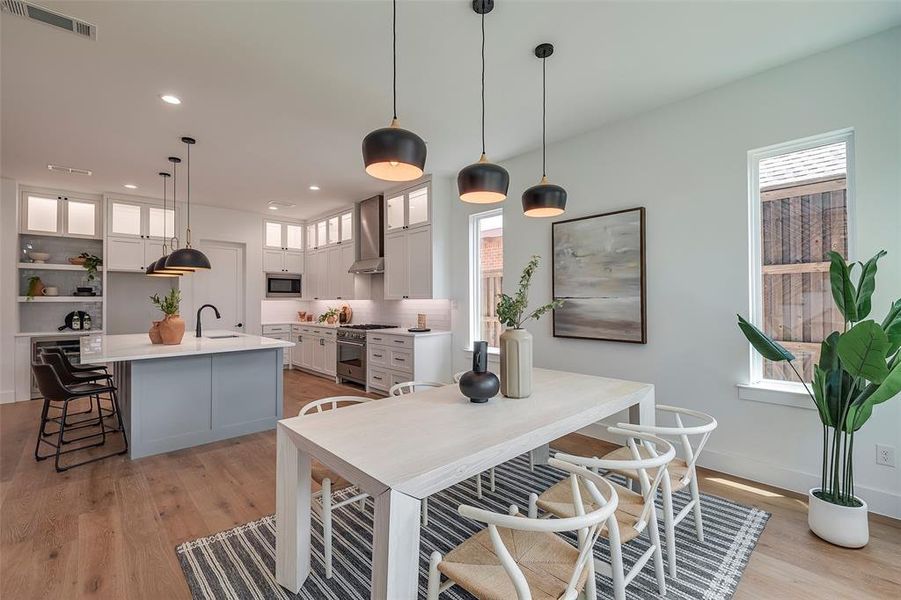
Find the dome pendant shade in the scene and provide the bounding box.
[165,247,211,271]
[458,155,508,203]
[362,120,426,182]
[522,177,567,217]
[149,254,183,277]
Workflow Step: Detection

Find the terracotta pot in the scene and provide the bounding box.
[326,315,338,325]
[27,278,45,299]
[149,320,163,344]
[500,328,533,398]
[159,314,185,345]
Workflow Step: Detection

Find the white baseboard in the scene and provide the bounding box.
[0,389,15,404]
[577,424,900,519]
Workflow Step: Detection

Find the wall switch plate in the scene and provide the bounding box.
[876,444,896,467]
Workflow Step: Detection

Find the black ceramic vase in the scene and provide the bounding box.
[459,341,500,403]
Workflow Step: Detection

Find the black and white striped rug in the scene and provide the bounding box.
[176,453,769,599]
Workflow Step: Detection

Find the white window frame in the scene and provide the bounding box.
[469,208,503,352]
[742,128,855,405]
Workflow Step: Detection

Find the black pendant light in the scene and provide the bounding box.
[147,170,183,277]
[361,0,427,182]
[457,0,509,204]
[522,43,567,217]
[165,137,211,271]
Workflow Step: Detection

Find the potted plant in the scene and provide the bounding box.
[77,253,102,282]
[150,289,185,345]
[496,255,563,398]
[318,307,340,325]
[26,276,44,300]
[737,250,900,548]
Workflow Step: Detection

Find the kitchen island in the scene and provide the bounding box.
[80,331,293,459]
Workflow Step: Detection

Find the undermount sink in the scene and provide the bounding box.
[206,334,240,339]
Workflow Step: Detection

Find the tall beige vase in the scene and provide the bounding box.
[500,328,532,398]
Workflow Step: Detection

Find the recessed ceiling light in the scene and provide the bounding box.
[161,94,181,105]
[267,201,296,210]
[268,206,278,210]
[309,185,320,191]
[124,184,138,189]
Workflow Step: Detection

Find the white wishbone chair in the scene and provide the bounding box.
[529,429,676,599]
[389,380,494,526]
[427,457,620,600]
[612,405,717,578]
[298,396,371,578]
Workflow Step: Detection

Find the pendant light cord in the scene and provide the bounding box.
[171,160,179,249]
[481,10,485,156]
[185,141,192,247]
[542,55,546,178]
[161,173,168,253]
[392,0,397,120]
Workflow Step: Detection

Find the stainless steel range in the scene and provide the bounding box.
[336,324,397,386]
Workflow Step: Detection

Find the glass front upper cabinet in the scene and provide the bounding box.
[386,194,405,232]
[385,183,430,232]
[327,216,340,245]
[285,224,303,250]
[21,192,100,238]
[340,211,353,243]
[306,224,317,249]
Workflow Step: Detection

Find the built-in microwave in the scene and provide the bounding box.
[265,272,302,298]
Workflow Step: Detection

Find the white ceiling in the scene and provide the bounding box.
[2,1,899,219]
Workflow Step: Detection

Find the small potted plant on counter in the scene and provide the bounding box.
[496,255,563,398]
[737,250,900,548]
[318,307,340,325]
[150,289,185,345]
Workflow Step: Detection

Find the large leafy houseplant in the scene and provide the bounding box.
[738,250,900,509]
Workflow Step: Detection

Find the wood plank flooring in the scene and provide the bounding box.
[1,369,898,599]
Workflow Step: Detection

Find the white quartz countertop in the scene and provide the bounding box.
[80,331,294,363]
[368,328,452,337]
[262,321,338,329]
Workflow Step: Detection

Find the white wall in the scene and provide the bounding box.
[106,272,176,334]
[0,178,18,403]
[448,28,901,516]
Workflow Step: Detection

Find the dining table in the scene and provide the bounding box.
[275,367,655,599]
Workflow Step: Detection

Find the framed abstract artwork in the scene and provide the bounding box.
[552,207,646,343]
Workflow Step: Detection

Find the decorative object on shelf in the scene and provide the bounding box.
[458,340,499,403]
[42,286,59,297]
[149,321,163,345]
[68,256,86,265]
[361,0,426,182]
[148,170,183,277]
[26,276,44,300]
[165,137,211,271]
[522,43,567,217]
[418,313,427,329]
[58,310,91,331]
[151,289,185,345]
[339,305,353,324]
[497,255,563,398]
[318,307,340,325]
[457,0,508,204]
[28,251,50,264]
[297,311,307,321]
[552,207,646,343]
[737,250,900,548]
[75,252,102,281]
[73,286,96,297]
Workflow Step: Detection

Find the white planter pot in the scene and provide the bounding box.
[500,328,532,398]
[807,488,869,548]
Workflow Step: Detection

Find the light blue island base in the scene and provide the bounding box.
[112,348,284,459]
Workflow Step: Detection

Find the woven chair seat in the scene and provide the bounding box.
[536,478,646,543]
[601,446,691,491]
[311,461,353,492]
[438,525,588,600]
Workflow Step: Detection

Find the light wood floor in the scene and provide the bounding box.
[1,369,898,599]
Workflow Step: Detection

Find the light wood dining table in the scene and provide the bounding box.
[275,367,655,599]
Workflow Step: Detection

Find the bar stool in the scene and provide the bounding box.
[38,350,113,440]
[32,362,128,472]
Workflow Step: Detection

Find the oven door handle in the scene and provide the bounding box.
[338,340,366,348]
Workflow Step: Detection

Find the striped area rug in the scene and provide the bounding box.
[176,453,769,599]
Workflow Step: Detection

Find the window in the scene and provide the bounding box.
[748,130,852,384]
[469,209,503,350]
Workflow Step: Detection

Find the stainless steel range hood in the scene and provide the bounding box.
[349,195,384,273]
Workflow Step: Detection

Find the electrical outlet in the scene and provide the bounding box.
[876,444,896,467]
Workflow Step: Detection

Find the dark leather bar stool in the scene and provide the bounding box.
[38,350,113,439]
[32,362,128,472]
[38,347,110,425]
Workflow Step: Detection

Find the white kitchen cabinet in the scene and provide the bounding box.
[304,249,328,300]
[290,325,336,378]
[339,243,355,299]
[264,248,304,274]
[366,331,452,393]
[384,182,430,234]
[107,199,173,240]
[322,337,337,377]
[323,244,356,300]
[384,226,432,299]
[107,237,146,272]
[263,219,304,251]
[262,324,293,368]
[20,190,102,239]
[284,251,304,274]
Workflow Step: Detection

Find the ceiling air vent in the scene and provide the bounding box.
[48,164,92,176]
[1,0,96,40]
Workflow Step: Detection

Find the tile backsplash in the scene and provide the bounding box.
[262,299,451,331]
